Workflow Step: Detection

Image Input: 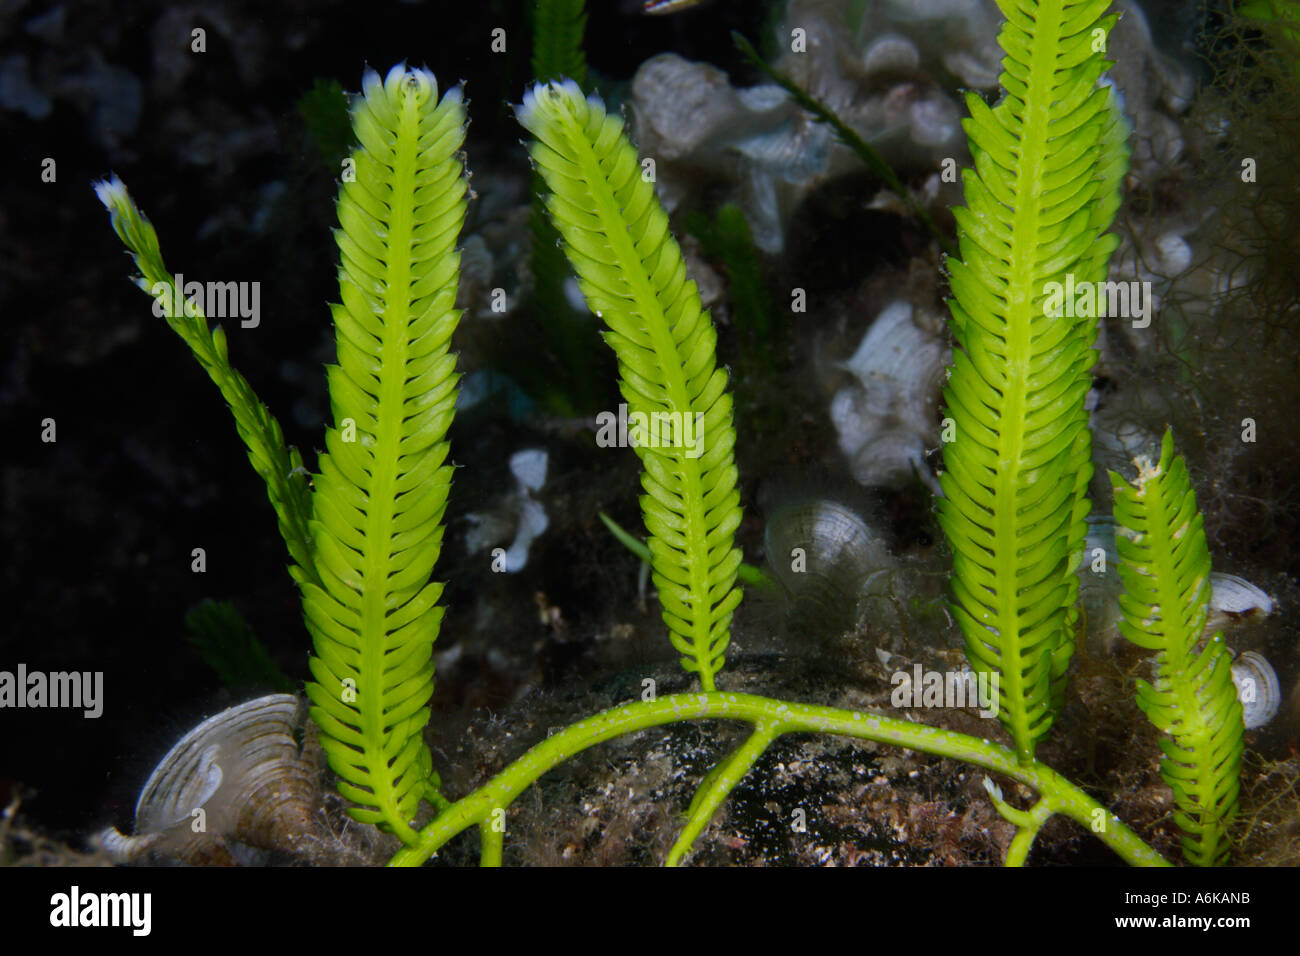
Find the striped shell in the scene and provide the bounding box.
[831,300,949,494]
[1210,574,1274,616]
[96,694,323,864]
[764,498,892,636]
[1231,651,1281,730]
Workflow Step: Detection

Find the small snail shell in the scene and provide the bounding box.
[96,694,324,865]
[1231,651,1281,730]
[764,498,892,636]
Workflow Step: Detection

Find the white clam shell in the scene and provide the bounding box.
[1231,651,1280,729]
[1210,573,1274,616]
[862,33,920,74]
[833,300,949,491]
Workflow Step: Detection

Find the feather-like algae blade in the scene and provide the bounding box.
[517,81,744,690]
[304,65,467,839]
[1110,429,1244,866]
[938,0,1129,764]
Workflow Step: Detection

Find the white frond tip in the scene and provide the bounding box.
[362,63,462,114]
[385,62,440,107]
[981,776,1002,802]
[515,79,599,134]
[93,174,129,213]
[360,65,387,104]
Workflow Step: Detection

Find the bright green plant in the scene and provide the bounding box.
[1111,429,1245,866]
[300,68,467,839]
[517,0,613,416]
[519,80,745,690]
[94,0,1249,867]
[938,0,1129,765]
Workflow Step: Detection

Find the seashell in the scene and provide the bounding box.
[764,498,893,636]
[838,301,948,434]
[908,93,960,148]
[1231,651,1281,729]
[96,694,324,865]
[832,300,949,492]
[831,385,877,459]
[733,120,834,183]
[1210,573,1274,616]
[862,33,920,75]
[942,48,1000,89]
[731,158,782,254]
[631,54,747,161]
[850,427,940,496]
[735,84,790,112]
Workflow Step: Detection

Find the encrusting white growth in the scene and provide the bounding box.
[464,449,551,572]
[509,448,548,494]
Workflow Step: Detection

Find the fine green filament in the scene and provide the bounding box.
[94,178,318,594]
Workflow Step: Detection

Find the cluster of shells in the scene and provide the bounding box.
[631,0,1192,257]
[634,1,1215,501]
